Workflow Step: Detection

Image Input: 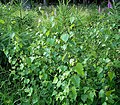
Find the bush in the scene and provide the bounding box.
[0,3,120,105]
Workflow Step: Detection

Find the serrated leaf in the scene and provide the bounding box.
[75,63,84,77]
[60,34,69,43]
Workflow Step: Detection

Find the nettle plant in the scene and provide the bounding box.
[0,3,120,105]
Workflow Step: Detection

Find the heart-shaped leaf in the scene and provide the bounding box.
[60,33,69,43]
[75,63,84,77]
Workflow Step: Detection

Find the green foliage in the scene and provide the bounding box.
[0,3,120,105]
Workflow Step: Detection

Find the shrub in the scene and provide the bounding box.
[0,3,120,105]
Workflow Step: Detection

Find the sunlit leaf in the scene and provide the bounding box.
[99,89,104,98]
[75,63,84,77]
[70,86,77,100]
[0,19,5,24]
[60,33,69,43]
[70,17,75,24]
[53,76,58,84]
[57,81,61,88]
[108,71,115,81]
[102,102,107,105]
[10,32,15,39]
[24,79,30,84]
[28,87,33,96]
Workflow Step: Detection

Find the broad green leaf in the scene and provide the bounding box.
[52,22,55,27]
[61,44,67,50]
[42,27,47,34]
[0,19,5,24]
[105,58,111,63]
[70,58,75,66]
[99,89,104,98]
[32,95,38,104]
[97,67,103,74]
[24,88,30,93]
[102,102,107,105]
[24,87,33,97]
[108,71,115,81]
[70,17,75,24]
[47,38,55,46]
[24,79,30,84]
[53,76,58,84]
[70,86,77,100]
[75,63,84,77]
[27,87,33,96]
[114,34,120,40]
[106,89,115,97]
[20,63,24,70]
[60,34,69,43]
[89,91,95,102]
[10,32,15,39]
[58,65,67,72]
[71,75,80,88]
[50,16,54,22]
[29,56,35,63]
[52,90,57,96]
[113,60,120,68]
[46,30,50,36]
[81,94,87,102]
[70,24,75,29]
[63,85,69,94]
[57,81,61,88]
[43,73,48,80]
[83,87,89,93]
[26,57,31,66]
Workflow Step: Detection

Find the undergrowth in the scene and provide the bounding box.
[0,2,120,105]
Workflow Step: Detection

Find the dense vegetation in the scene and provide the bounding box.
[0,2,120,105]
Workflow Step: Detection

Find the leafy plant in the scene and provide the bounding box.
[0,2,120,105]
